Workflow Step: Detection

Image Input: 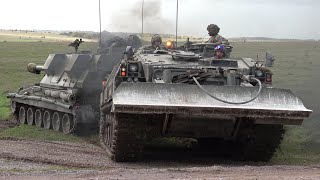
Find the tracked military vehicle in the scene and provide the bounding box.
[100,42,312,162]
[7,51,122,134]
[7,34,141,134]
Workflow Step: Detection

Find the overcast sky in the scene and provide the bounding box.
[1,0,320,39]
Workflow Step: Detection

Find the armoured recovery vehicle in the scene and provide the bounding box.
[99,42,312,162]
[7,34,141,134]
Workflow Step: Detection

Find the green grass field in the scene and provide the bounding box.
[230,41,320,164]
[0,125,85,143]
[0,30,95,43]
[0,41,98,119]
[0,38,319,164]
[232,41,320,129]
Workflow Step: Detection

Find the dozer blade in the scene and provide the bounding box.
[112,83,312,125]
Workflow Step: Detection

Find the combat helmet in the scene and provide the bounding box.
[151,34,162,46]
[214,44,225,51]
[207,24,220,36]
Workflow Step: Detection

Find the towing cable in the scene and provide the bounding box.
[192,76,262,105]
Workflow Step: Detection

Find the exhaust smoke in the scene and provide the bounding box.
[111,0,174,34]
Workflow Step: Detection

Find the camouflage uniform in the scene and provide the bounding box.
[208,34,229,45]
[206,24,229,45]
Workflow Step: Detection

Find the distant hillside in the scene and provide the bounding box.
[0,30,96,42]
[229,37,317,42]
[1,29,318,43]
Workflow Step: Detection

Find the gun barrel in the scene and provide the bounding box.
[27,63,44,74]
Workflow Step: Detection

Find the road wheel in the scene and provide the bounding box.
[52,112,62,132]
[62,114,74,134]
[43,110,52,130]
[35,109,43,127]
[26,107,35,125]
[18,106,27,124]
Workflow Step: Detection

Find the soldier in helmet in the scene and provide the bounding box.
[142,34,166,51]
[151,34,163,49]
[207,24,229,45]
[214,45,226,59]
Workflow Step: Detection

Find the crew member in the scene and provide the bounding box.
[214,45,226,59]
[207,24,229,45]
[143,34,166,51]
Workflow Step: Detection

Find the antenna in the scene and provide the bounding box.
[99,0,102,48]
[176,0,179,46]
[141,0,144,38]
[202,34,207,42]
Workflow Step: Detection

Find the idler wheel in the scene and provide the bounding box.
[10,101,16,113]
[35,109,43,127]
[62,114,74,134]
[43,110,52,130]
[18,106,27,124]
[26,107,35,125]
[52,112,62,132]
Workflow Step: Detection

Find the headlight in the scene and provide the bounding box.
[153,70,163,80]
[128,64,138,72]
[255,70,263,77]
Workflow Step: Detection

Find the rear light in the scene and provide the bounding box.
[266,73,272,83]
[120,66,126,77]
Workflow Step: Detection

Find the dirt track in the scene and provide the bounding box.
[0,137,319,180]
[0,120,319,179]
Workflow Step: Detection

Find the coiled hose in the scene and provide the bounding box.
[192,76,262,105]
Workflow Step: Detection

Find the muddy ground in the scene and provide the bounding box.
[0,121,319,180]
[0,119,16,131]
